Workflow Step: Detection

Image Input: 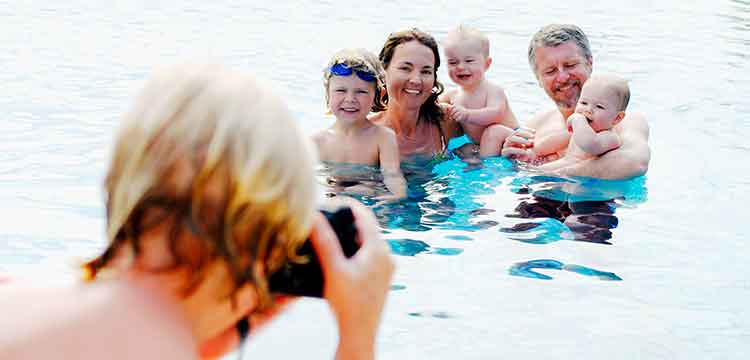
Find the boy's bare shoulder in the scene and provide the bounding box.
[370,122,397,139]
[311,128,330,144]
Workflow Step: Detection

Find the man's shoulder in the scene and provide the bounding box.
[617,111,649,140]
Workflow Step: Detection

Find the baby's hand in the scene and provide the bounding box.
[449,104,470,123]
[566,113,588,132]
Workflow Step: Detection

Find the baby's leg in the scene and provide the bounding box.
[479,124,515,157]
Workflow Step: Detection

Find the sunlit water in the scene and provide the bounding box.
[1,1,749,358]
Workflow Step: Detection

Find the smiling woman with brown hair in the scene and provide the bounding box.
[370,28,462,161]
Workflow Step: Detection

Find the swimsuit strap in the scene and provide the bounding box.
[435,117,446,151]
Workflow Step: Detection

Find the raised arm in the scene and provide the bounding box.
[568,113,621,156]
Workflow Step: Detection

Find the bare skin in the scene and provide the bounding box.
[441,82,518,157]
[314,121,406,199]
[0,201,393,360]
[502,39,650,179]
[440,35,519,157]
[372,40,462,160]
[315,73,406,198]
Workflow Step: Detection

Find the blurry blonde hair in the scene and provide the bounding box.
[446,24,490,57]
[83,64,317,308]
[323,48,386,112]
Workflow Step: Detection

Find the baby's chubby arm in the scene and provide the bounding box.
[568,113,621,156]
[449,84,519,129]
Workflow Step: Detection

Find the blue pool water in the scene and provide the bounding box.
[1,1,749,359]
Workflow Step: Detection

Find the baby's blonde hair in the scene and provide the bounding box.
[323,48,386,112]
[84,64,317,309]
[446,25,490,57]
[590,74,630,111]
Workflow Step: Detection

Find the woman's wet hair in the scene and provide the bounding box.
[378,28,445,127]
[83,64,317,309]
[323,48,386,112]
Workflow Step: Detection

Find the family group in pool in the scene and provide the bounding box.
[0,23,651,360]
[315,24,651,199]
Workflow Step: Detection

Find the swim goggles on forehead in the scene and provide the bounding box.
[328,63,377,82]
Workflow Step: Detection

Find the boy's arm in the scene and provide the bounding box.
[455,86,519,128]
[568,114,621,156]
[312,130,332,162]
[377,128,407,199]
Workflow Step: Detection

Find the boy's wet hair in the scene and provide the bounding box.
[445,24,490,57]
[323,48,386,112]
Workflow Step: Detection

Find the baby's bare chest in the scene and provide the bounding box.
[453,91,488,109]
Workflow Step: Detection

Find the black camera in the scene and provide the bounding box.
[268,207,359,297]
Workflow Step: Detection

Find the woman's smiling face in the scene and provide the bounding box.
[384,40,436,111]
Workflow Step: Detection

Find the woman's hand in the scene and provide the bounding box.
[309,199,394,360]
[501,127,536,162]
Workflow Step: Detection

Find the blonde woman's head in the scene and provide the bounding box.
[84,64,317,309]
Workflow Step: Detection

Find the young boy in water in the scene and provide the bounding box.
[539,74,629,172]
[313,48,406,198]
[439,25,519,157]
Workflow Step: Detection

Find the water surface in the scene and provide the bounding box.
[1,1,749,358]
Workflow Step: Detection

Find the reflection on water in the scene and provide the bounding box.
[501,175,647,245]
[1,1,748,357]
[318,144,516,234]
[387,239,463,257]
[509,259,622,281]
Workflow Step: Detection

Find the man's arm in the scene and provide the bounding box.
[556,112,650,179]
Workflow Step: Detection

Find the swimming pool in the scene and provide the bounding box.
[1,1,748,358]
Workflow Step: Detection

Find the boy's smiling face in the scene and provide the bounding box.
[328,74,376,123]
[444,37,491,89]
